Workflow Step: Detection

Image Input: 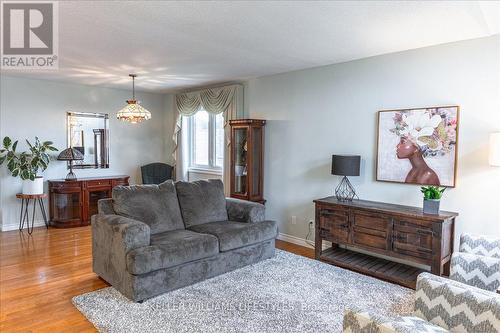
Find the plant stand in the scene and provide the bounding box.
[16,193,49,235]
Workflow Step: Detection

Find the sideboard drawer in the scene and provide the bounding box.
[87,179,112,188]
[50,181,81,190]
[393,220,433,260]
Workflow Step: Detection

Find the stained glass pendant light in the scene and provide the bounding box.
[116,74,151,124]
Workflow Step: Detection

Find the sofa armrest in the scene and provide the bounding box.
[414,272,500,332]
[450,252,500,292]
[344,307,450,333]
[226,197,265,223]
[92,214,150,282]
[459,233,500,258]
[98,198,115,215]
[343,307,396,333]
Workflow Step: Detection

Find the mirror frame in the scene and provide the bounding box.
[66,111,109,169]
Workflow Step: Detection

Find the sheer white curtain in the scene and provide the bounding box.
[172,84,243,195]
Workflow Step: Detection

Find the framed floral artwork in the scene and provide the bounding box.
[376,106,459,187]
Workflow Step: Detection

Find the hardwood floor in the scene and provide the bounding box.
[0,226,314,332]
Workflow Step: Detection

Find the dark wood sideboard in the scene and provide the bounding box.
[314,197,458,289]
[48,175,129,227]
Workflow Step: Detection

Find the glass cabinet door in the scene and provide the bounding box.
[233,128,248,195]
[87,189,111,218]
[51,192,81,222]
[251,127,262,196]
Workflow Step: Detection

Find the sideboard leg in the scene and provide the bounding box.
[431,260,444,276]
[443,260,451,277]
[314,232,321,260]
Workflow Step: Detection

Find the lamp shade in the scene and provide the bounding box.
[489,133,500,166]
[57,147,84,161]
[331,155,360,176]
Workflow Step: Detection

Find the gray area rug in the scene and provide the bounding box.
[73,250,414,332]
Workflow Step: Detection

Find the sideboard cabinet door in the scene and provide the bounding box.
[318,208,350,244]
[392,219,434,263]
[50,188,82,226]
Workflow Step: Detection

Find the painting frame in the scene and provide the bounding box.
[376,106,459,188]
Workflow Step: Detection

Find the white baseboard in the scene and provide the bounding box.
[277,233,344,251]
[277,232,315,249]
[1,220,47,232]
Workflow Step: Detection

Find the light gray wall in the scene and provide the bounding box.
[246,35,500,245]
[0,76,175,230]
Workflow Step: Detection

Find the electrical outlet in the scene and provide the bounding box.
[291,216,297,225]
[309,220,314,229]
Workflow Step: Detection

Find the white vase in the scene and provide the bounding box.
[22,177,44,195]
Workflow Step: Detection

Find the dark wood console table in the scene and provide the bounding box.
[314,197,458,289]
[48,175,129,227]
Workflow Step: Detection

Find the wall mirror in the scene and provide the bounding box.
[67,111,109,169]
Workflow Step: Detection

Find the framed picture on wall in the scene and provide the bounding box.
[376,106,459,187]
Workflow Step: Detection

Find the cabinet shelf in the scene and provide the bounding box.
[320,247,425,289]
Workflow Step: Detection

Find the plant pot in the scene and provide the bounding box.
[423,198,440,215]
[22,177,44,195]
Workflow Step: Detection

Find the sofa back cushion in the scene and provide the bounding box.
[112,180,184,234]
[175,179,228,228]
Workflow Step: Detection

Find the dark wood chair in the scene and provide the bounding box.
[141,163,173,185]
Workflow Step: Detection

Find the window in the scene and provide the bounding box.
[188,109,224,171]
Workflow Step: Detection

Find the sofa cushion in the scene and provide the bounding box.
[188,220,277,252]
[126,229,219,275]
[113,180,184,235]
[175,179,228,228]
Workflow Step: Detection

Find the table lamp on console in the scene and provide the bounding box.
[57,147,84,180]
[331,154,361,201]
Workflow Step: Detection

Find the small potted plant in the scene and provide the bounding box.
[0,136,58,195]
[421,186,445,214]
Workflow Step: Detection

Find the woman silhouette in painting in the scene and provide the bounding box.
[396,137,440,185]
[391,109,457,186]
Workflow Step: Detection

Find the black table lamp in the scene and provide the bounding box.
[331,155,360,201]
[58,148,84,180]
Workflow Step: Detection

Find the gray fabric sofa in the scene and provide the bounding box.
[92,179,277,302]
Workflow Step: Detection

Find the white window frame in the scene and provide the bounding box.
[188,110,223,173]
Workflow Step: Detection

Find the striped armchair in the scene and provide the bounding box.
[449,233,500,293]
[343,272,500,333]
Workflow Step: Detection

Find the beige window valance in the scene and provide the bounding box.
[175,84,237,116]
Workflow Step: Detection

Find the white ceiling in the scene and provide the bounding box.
[2,1,499,93]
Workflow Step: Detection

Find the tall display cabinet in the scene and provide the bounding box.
[229,119,266,204]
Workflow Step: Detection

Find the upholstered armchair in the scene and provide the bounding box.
[343,272,500,333]
[449,233,500,293]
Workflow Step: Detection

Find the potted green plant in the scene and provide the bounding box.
[0,136,58,195]
[421,186,445,214]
